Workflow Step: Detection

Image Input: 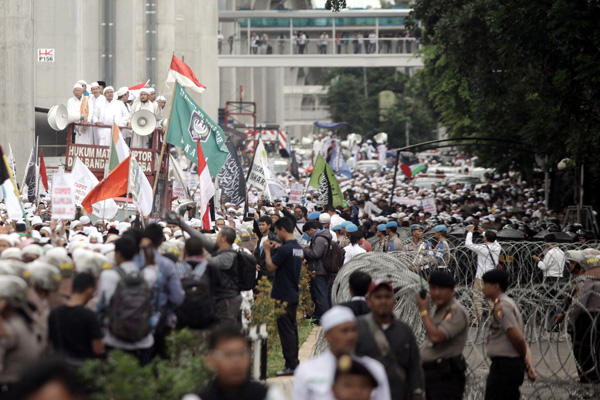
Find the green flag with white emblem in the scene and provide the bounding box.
[166,83,229,177]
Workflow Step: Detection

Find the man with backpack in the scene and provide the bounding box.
[176,220,245,328]
[142,225,185,358]
[263,217,304,376]
[465,225,502,325]
[174,237,221,330]
[97,236,158,366]
[302,220,333,323]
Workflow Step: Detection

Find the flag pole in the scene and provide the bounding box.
[389,149,401,207]
[21,147,33,193]
[152,82,178,201]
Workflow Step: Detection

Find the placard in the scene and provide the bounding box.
[289,183,304,204]
[51,173,75,219]
[422,197,437,215]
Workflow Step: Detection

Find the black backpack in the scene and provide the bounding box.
[107,267,153,342]
[236,250,257,291]
[321,234,345,274]
[175,262,215,329]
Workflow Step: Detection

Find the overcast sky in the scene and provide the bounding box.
[313,0,384,9]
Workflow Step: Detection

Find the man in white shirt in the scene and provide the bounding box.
[465,225,501,324]
[88,82,106,145]
[292,306,391,400]
[93,86,129,146]
[96,236,158,366]
[533,233,565,284]
[67,83,94,144]
[313,134,324,165]
[129,88,159,148]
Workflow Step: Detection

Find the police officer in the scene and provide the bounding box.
[384,221,403,252]
[566,253,600,383]
[417,271,468,400]
[403,224,433,276]
[481,269,536,400]
[372,224,388,253]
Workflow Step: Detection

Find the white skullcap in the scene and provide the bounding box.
[0,248,22,260]
[73,83,83,90]
[157,96,166,101]
[139,88,150,94]
[90,82,100,88]
[22,244,43,257]
[321,306,356,333]
[77,80,88,86]
[0,235,14,247]
[147,87,155,94]
[80,216,91,225]
[116,87,129,97]
[128,93,136,101]
[103,86,114,94]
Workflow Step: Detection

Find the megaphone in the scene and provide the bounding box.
[47,104,82,131]
[374,132,388,144]
[301,134,314,147]
[131,110,156,136]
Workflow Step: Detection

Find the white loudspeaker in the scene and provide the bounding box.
[131,110,157,136]
[373,132,388,144]
[47,104,82,131]
[301,135,314,147]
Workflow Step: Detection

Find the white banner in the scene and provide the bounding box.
[51,173,75,220]
[289,183,304,204]
[422,197,437,215]
[247,142,268,190]
[173,180,187,199]
[71,157,118,219]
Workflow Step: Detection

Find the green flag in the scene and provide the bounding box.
[166,83,229,177]
[308,155,344,207]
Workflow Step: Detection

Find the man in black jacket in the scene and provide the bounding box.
[197,326,270,400]
[302,220,333,323]
[355,280,425,400]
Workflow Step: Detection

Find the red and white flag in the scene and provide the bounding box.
[196,140,215,229]
[166,55,206,93]
[39,149,49,192]
[129,80,150,91]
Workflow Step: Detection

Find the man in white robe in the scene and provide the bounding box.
[67,83,94,144]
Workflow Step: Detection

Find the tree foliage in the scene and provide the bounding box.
[321,67,438,147]
[408,0,600,174]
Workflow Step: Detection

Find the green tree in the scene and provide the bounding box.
[408,0,600,207]
[321,67,438,147]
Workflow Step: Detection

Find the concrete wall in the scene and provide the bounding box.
[0,0,35,182]
[34,0,219,115]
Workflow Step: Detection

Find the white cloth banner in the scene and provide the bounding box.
[1,180,22,220]
[71,157,118,219]
[51,173,75,220]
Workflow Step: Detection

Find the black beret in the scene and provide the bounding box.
[482,269,509,286]
[428,271,456,288]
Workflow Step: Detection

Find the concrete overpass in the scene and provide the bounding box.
[218,53,423,68]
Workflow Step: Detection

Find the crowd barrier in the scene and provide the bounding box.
[311,238,600,399]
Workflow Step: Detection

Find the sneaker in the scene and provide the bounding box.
[275,367,295,377]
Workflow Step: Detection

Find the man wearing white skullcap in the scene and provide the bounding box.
[66,82,95,144]
[156,96,167,111]
[93,85,129,145]
[129,85,159,148]
[87,82,106,145]
[292,306,391,400]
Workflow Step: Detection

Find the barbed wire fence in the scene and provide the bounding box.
[310,233,600,399]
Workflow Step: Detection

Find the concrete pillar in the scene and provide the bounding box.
[0,0,35,181]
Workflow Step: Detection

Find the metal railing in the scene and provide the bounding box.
[219,36,419,56]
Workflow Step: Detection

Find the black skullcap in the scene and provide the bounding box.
[334,355,378,388]
[428,271,456,288]
[482,269,509,291]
